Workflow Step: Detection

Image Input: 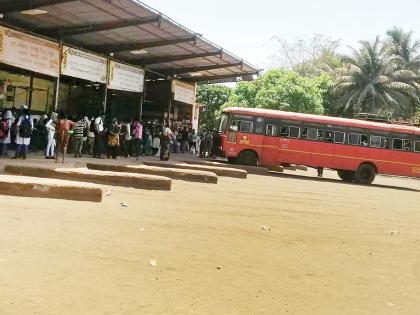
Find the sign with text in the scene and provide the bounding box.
[61,46,107,83]
[108,61,145,93]
[172,80,196,105]
[0,26,59,77]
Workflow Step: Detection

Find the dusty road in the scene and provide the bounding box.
[0,167,419,315]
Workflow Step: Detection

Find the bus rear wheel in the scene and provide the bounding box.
[237,150,258,166]
[337,170,356,183]
[355,164,376,185]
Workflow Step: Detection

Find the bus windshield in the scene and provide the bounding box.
[218,113,229,132]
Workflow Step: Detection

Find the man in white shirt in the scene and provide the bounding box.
[93,113,104,158]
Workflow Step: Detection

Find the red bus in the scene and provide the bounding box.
[218,107,420,184]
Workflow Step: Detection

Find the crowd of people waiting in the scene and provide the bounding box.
[0,105,221,162]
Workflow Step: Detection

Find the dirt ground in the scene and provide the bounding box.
[0,159,419,315]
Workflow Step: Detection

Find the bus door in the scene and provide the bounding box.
[232,114,263,159]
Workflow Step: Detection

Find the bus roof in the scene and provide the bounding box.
[223,107,420,136]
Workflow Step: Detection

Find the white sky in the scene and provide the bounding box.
[146,0,420,69]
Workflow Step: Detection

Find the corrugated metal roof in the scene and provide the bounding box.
[0,0,260,82]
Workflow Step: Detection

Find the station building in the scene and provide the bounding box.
[0,0,258,130]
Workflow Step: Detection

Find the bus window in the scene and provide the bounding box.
[403,140,413,151]
[415,141,420,152]
[317,130,324,140]
[266,124,276,136]
[239,121,253,133]
[280,126,289,137]
[393,138,403,150]
[370,136,382,148]
[301,128,308,139]
[255,117,264,134]
[349,133,361,145]
[289,126,300,138]
[325,131,334,142]
[382,137,390,149]
[361,135,369,146]
[307,128,317,140]
[334,132,345,144]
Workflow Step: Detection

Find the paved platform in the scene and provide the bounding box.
[86,163,218,184]
[5,165,172,191]
[0,175,102,202]
[141,161,247,179]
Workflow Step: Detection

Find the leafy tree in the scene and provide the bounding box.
[225,69,328,115]
[386,26,420,71]
[196,84,232,132]
[334,37,419,117]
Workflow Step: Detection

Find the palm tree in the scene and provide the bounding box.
[334,37,419,117]
[386,26,420,71]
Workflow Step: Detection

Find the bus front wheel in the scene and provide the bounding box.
[355,164,376,185]
[337,170,356,183]
[237,150,258,166]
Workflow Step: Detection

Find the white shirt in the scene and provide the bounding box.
[94,117,104,132]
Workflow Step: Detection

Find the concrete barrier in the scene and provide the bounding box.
[141,161,247,179]
[5,165,171,191]
[185,159,269,175]
[0,175,102,202]
[86,163,218,184]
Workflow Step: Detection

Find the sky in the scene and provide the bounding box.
[145,0,420,69]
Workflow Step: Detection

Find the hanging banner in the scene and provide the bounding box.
[172,80,196,105]
[108,61,145,92]
[0,26,59,77]
[61,46,107,83]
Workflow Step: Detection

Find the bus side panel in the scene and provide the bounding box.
[387,151,420,177]
[284,139,313,166]
[236,132,264,159]
[261,135,278,166]
[310,142,334,168]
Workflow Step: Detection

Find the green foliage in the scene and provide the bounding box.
[196,84,232,132]
[225,69,328,115]
[334,35,420,118]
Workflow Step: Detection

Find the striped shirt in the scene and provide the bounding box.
[73,120,85,138]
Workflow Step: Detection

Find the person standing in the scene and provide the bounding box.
[107,118,120,159]
[132,118,143,159]
[14,105,33,160]
[180,127,189,153]
[86,117,95,155]
[0,109,13,158]
[72,116,86,158]
[123,120,132,157]
[152,132,161,156]
[190,129,198,155]
[56,114,75,163]
[93,113,104,158]
[45,112,58,159]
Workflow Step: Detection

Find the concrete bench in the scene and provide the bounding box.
[0,175,102,202]
[186,159,269,175]
[5,165,171,191]
[141,161,247,179]
[86,163,218,184]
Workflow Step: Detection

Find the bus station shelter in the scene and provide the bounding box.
[0,0,259,129]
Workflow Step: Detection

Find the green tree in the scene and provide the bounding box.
[196,84,232,132]
[226,69,328,115]
[334,37,419,117]
[386,26,420,71]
